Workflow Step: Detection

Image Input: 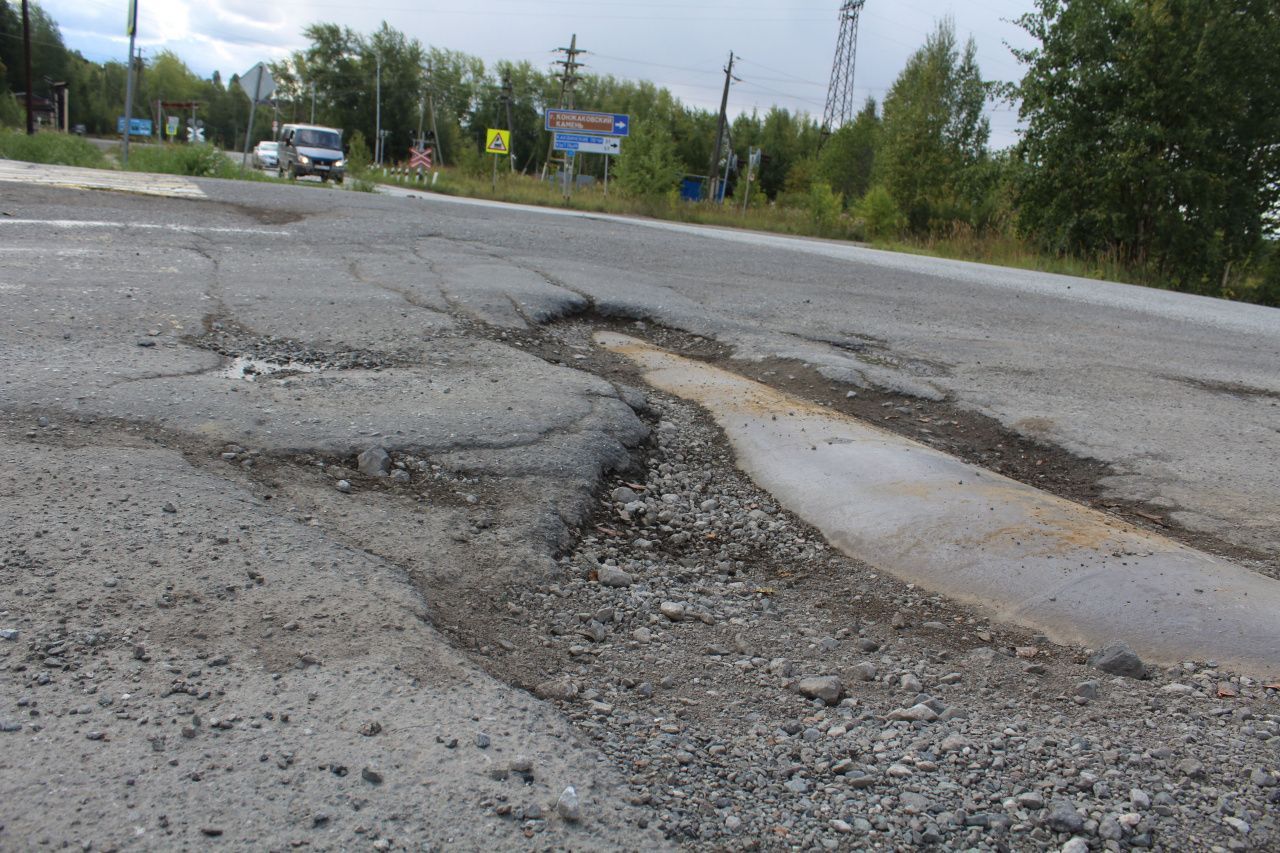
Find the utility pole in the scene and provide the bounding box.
[424,60,443,166]
[707,51,737,204]
[122,0,139,164]
[375,56,382,165]
[310,82,316,124]
[20,0,33,134]
[542,33,584,182]
[501,73,515,172]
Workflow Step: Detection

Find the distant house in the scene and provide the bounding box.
[13,91,61,130]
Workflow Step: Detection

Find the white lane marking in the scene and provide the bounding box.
[0,219,289,236]
[0,160,206,198]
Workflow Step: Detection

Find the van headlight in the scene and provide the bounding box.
[334,159,345,168]
[298,155,310,165]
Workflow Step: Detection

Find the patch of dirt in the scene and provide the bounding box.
[216,200,307,226]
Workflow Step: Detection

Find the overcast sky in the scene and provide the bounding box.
[44,0,1035,147]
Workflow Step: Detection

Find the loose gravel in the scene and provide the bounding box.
[444,377,1280,851]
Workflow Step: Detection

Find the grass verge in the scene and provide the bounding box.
[0,130,108,168]
[374,167,1278,304]
[122,144,276,181]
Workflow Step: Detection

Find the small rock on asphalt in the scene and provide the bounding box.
[556,786,581,822]
[357,447,392,477]
[1088,642,1146,678]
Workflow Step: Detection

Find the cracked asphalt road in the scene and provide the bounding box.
[8,178,1276,564]
[1,171,1278,849]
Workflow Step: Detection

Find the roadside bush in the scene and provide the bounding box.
[455,142,488,179]
[0,130,107,168]
[856,185,905,240]
[806,181,843,234]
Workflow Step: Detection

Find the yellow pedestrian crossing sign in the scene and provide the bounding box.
[485,129,511,155]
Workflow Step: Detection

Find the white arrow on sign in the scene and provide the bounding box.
[238,62,276,102]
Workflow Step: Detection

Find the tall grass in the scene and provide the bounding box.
[122,144,279,181]
[0,130,107,168]
[391,168,1242,297]
[379,168,865,241]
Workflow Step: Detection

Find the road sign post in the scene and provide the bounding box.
[485,129,510,191]
[238,63,276,171]
[121,0,138,165]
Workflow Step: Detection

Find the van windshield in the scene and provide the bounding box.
[295,129,341,149]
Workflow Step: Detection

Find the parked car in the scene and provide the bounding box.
[252,140,278,169]
[277,123,345,183]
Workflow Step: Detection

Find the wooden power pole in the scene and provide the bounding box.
[707,51,737,203]
[541,34,583,180]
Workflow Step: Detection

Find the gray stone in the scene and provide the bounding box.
[1088,643,1146,678]
[335,479,351,494]
[0,629,17,642]
[659,601,686,621]
[597,565,633,587]
[1017,791,1045,810]
[900,792,929,814]
[796,676,844,706]
[534,676,578,702]
[851,661,877,681]
[357,447,392,477]
[887,703,938,723]
[611,486,639,504]
[1046,800,1085,834]
[1223,816,1250,835]
[556,786,581,822]
[1075,680,1100,700]
[1176,758,1206,779]
[1060,839,1089,853]
[784,777,809,794]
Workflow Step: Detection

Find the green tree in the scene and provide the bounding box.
[876,18,990,233]
[818,98,880,205]
[613,118,682,198]
[1013,0,1280,294]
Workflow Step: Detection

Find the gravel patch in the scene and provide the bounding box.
[447,384,1280,850]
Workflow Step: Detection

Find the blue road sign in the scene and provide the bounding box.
[117,117,153,136]
[552,133,622,155]
[545,109,630,137]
